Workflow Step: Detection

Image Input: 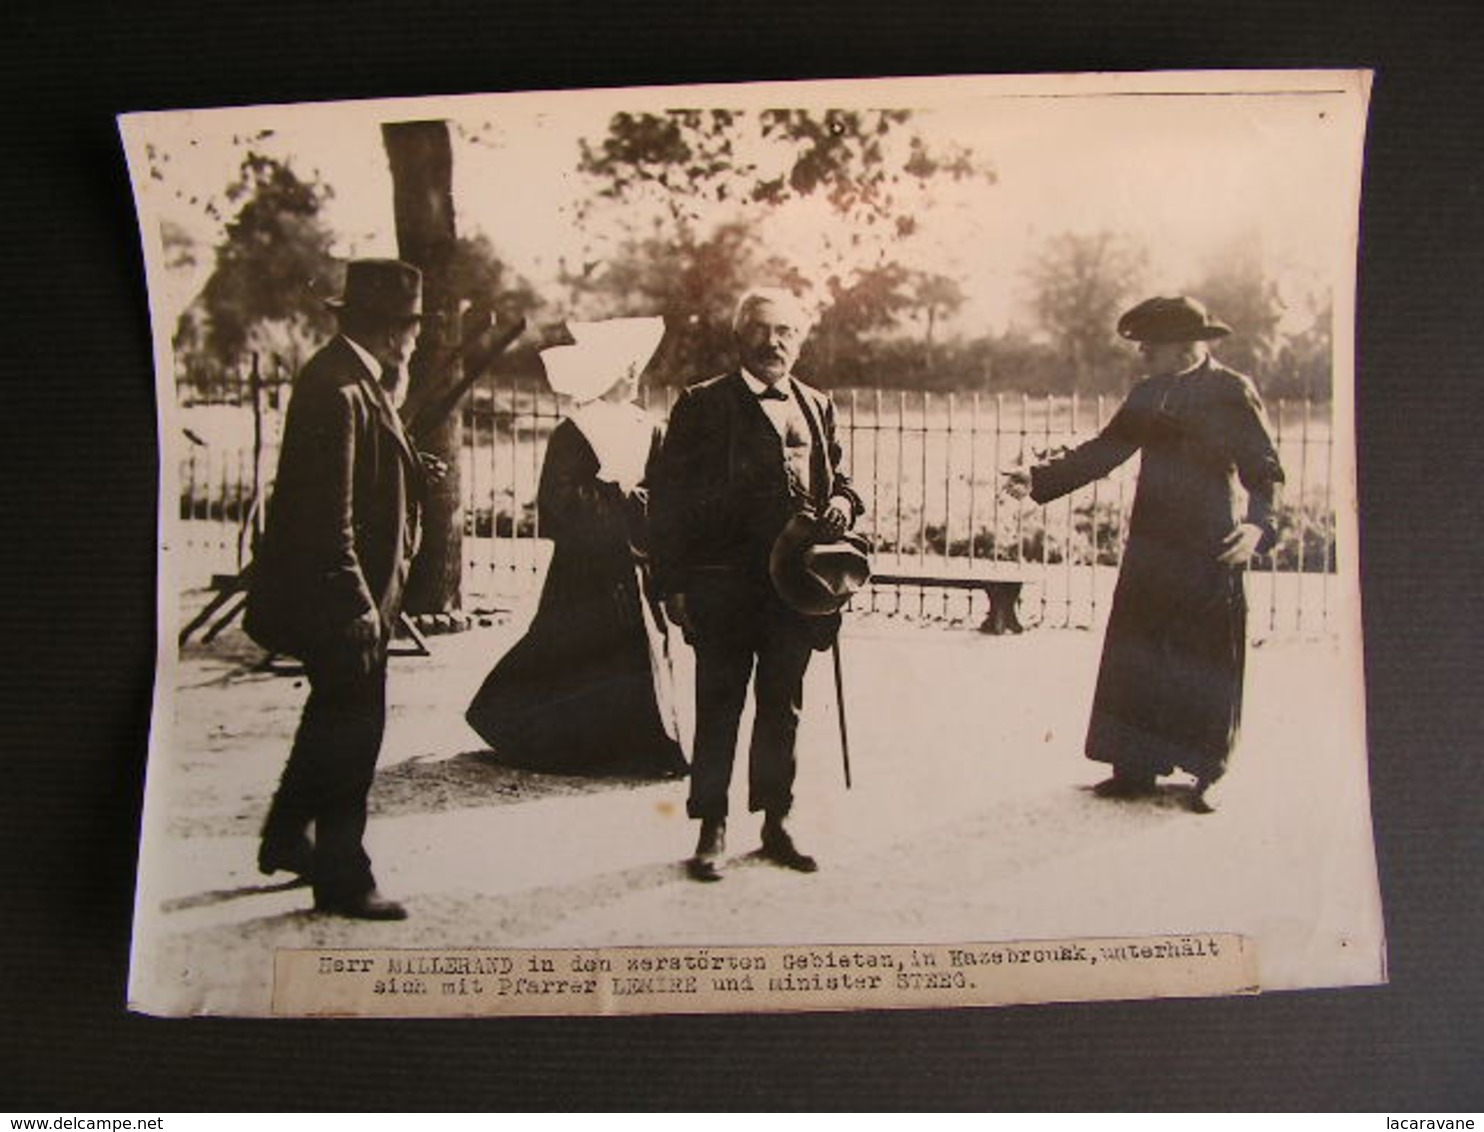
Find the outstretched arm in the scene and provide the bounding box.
[1005,395,1143,505]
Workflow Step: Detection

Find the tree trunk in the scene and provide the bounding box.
[383,120,461,614]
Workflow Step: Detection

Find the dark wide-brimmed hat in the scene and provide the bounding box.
[1117,296,1231,344]
[325,258,424,322]
[769,513,873,617]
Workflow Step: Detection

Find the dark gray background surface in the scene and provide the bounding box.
[2,0,1480,1111]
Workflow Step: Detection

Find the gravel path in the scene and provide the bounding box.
[130,607,1386,1015]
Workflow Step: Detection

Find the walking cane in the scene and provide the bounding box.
[832,638,852,789]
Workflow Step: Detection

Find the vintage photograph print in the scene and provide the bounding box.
[120,70,1382,1017]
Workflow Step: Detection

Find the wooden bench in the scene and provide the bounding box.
[868,570,1031,635]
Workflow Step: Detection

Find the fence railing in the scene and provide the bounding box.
[174,359,1340,636]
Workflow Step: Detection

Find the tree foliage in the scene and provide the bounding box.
[175,151,537,385]
[1185,241,1285,382]
[562,220,805,386]
[572,108,992,386]
[1269,292,1333,400]
[578,109,978,233]
[1183,242,1332,398]
[446,232,542,342]
[180,153,340,370]
[1025,230,1149,395]
[1020,229,1332,399]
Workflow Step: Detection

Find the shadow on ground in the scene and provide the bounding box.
[370,750,683,818]
[161,875,309,913]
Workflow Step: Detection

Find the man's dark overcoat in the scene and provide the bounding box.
[1031,358,1285,783]
[651,371,862,635]
[650,371,862,819]
[245,336,420,658]
[243,334,421,901]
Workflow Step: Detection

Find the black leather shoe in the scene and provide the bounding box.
[1092,772,1157,799]
[258,837,314,879]
[314,889,408,921]
[687,818,726,882]
[1187,778,1218,814]
[760,821,818,873]
[687,856,724,882]
[1188,768,1224,814]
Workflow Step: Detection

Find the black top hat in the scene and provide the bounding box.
[769,513,873,617]
[325,258,424,322]
[1117,296,1231,344]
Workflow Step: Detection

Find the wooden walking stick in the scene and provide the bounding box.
[832,637,852,789]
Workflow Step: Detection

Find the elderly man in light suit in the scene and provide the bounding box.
[245,258,425,919]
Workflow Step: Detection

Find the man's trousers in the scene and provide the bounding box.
[686,578,815,820]
[261,639,388,902]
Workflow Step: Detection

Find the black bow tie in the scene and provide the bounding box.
[756,385,789,402]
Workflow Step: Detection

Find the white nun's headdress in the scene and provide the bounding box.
[539,316,666,404]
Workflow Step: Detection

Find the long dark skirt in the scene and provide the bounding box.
[465,420,686,779]
[1085,546,1247,783]
[465,555,687,778]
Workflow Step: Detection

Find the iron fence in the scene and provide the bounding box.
[174,359,1340,635]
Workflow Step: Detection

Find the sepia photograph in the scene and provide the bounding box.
[118,69,1382,1018]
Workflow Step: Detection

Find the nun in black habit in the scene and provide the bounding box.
[1005,297,1285,813]
[465,318,687,778]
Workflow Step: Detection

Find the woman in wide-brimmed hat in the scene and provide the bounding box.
[465,317,687,779]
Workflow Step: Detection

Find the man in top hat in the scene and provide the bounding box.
[1004,296,1285,813]
[651,288,864,880]
[244,258,426,918]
